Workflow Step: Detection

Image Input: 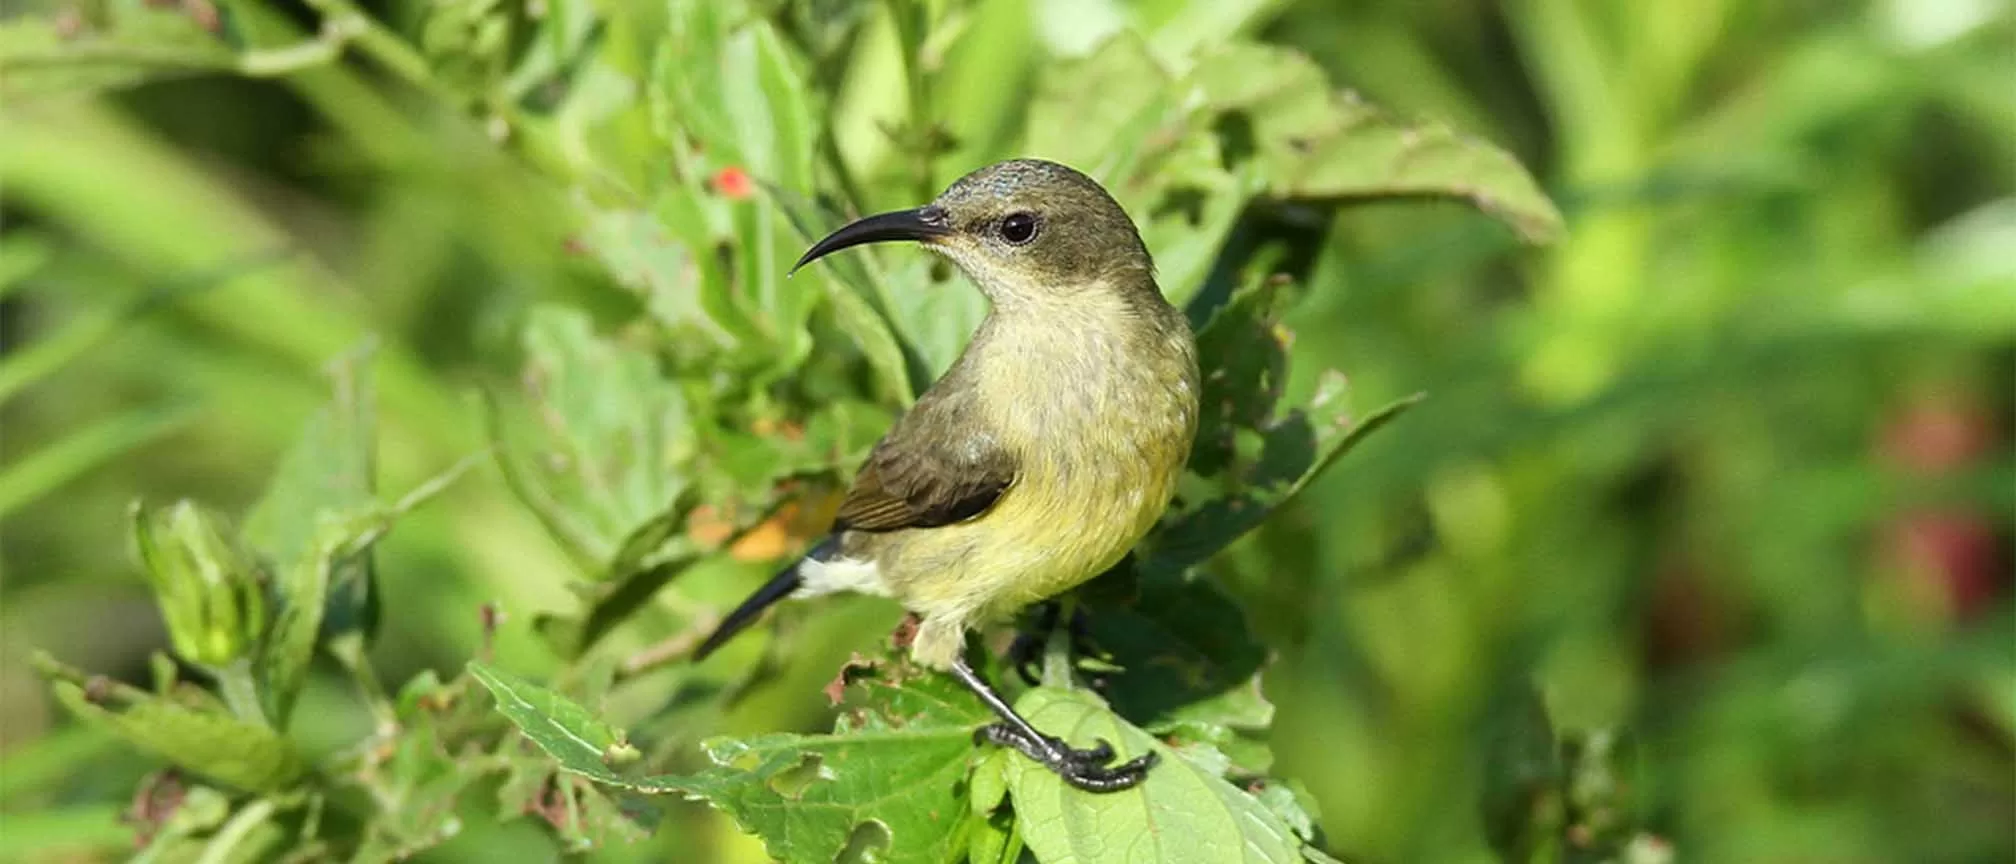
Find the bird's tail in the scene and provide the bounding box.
[690,558,805,662]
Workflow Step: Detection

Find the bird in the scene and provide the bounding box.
[691,158,1199,793]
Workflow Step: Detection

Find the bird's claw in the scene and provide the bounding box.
[974,723,1156,793]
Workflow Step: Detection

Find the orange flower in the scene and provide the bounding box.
[712,166,754,200]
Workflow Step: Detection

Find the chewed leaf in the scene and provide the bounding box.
[1187,269,1296,477]
[671,732,977,864]
[1194,43,1564,244]
[1004,687,1311,864]
[470,660,985,864]
[469,662,626,774]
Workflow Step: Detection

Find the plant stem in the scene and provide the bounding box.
[193,797,278,864]
[330,635,397,733]
[300,0,440,95]
[1041,596,1078,689]
[216,658,270,728]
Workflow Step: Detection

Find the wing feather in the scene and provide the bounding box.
[832,398,1015,533]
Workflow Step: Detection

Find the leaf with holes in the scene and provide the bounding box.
[470,656,998,864]
[1004,687,1316,864]
[1184,267,1297,479]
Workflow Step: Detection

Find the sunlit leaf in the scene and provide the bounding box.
[472,657,995,864]
[578,205,749,354]
[1023,31,1183,188]
[1004,687,1311,864]
[765,181,917,404]
[1138,0,1291,67]
[1193,43,1565,243]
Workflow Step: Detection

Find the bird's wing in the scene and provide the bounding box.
[833,405,1016,533]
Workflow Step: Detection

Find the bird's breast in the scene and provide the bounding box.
[948,308,1198,610]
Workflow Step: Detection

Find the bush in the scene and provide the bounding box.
[1,1,2009,862]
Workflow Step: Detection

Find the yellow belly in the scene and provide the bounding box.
[867,290,1198,668]
[884,447,1179,620]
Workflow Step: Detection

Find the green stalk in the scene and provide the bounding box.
[216,658,271,729]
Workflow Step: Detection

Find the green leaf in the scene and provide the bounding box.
[240,347,394,725]
[472,656,996,864]
[0,246,292,406]
[637,5,822,374]
[178,797,290,864]
[577,204,748,355]
[1185,269,1296,478]
[488,306,695,573]
[35,653,301,793]
[469,662,628,772]
[255,518,350,728]
[1138,0,1290,66]
[1004,687,1309,864]
[130,501,268,670]
[349,671,513,860]
[0,230,53,299]
[1082,569,1272,744]
[879,256,986,381]
[744,21,818,195]
[1150,376,1421,575]
[1193,43,1565,244]
[667,731,975,864]
[0,5,233,100]
[1023,30,1183,186]
[932,0,1040,172]
[655,3,814,190]
[764,181,917,404]
[242,343,378,603]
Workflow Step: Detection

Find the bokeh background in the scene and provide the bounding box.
[2,0,2011,861]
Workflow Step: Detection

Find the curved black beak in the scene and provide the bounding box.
[791,206,951,275]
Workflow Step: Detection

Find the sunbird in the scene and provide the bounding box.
[692,158,1199,792]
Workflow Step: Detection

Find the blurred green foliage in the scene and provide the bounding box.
[1,0,2011,862]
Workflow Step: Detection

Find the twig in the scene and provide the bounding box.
[613,618,719,682]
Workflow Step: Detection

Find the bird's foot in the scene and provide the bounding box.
[974,723,1157,793]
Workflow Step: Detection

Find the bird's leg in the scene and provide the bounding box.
[950,657,1156,793]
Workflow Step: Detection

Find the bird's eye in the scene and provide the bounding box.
[999,212,1039,245]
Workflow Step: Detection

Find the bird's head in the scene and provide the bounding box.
[792,158,1156,306]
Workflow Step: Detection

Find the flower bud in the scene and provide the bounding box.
[131,501,269,667]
